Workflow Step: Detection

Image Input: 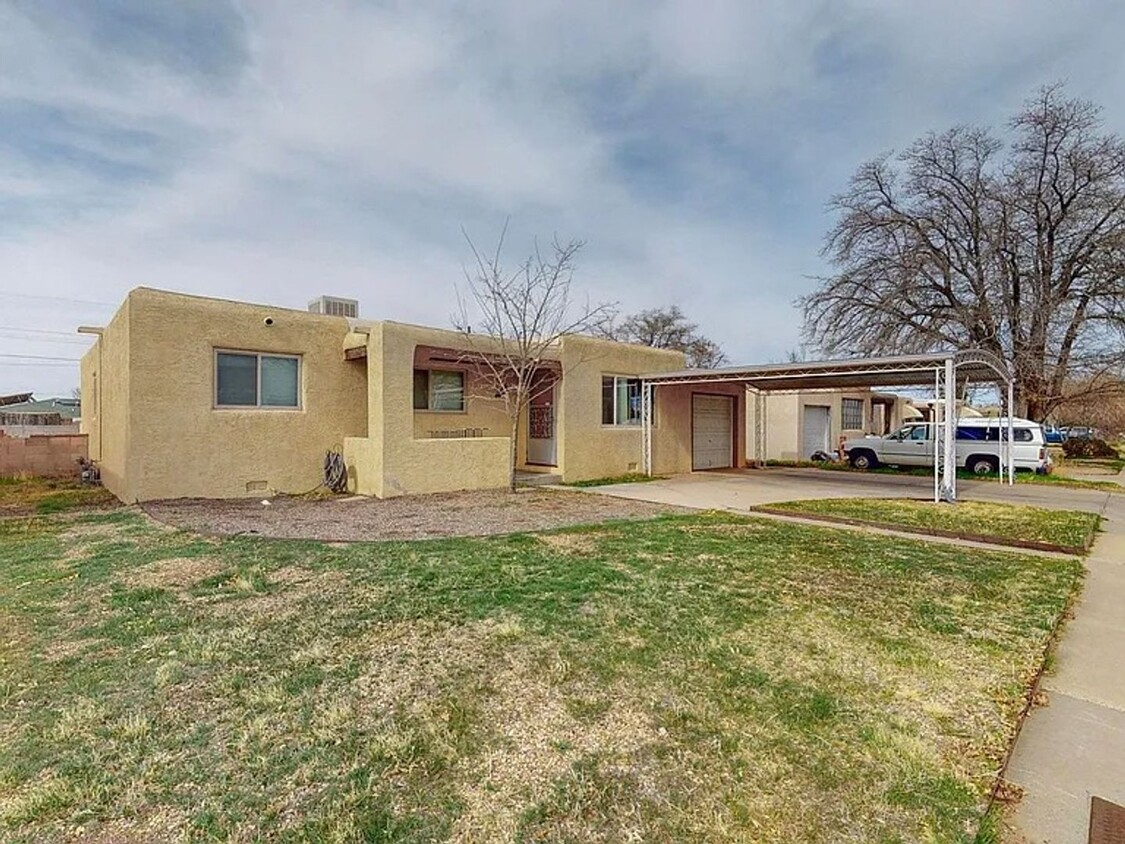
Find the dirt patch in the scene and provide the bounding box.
[536,532,603,554]
[450,672,656,843]
[143,489,689,542]
[131,556,227,590]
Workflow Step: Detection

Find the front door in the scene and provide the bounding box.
[527,382,557,466]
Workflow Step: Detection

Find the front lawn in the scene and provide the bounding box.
[0,477,117,516]
[762,498,1100,552]
[764,460,1124,492]
[0,509,1082,842]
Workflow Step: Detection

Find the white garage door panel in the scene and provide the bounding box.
[802,405,830,458]
[693,395,734,470]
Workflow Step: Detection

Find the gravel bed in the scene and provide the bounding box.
[142,488,691,542]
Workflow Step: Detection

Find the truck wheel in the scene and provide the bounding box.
[967,455,999,475]
[849,450,878,470]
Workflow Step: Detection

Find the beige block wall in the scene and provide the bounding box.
[556,335,685,482]
[80,298,131,499]
[88,288,368,501]
[0,433,88,479]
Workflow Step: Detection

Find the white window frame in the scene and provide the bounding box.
[602,374,643,427]
[214,349,302,410]
[413,368,466,413]
[841,397,864,430]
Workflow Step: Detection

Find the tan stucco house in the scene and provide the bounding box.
[80,288,754,502]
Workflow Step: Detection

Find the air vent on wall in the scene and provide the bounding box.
[308,296,359,318]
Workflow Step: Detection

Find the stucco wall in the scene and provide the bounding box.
[80,299,131,499]
[650,383,747,475]
[555,335,684,482]
[88,288,368,501]
[345,321,517,497]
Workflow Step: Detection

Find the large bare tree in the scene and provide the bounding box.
[455,225,615,491]
[606,305,728,368]
[802,85,1125,419]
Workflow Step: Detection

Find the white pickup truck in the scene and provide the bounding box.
[842,417,1051,475]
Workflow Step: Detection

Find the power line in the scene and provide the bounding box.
[0,291,116,308]
[0,353,82,362]
[0,325,91,337]
[0,334,91,346]
[0,362,78,367]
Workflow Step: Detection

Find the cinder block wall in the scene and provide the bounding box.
[0,432,88,479]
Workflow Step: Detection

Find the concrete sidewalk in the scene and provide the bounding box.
[1005,501,1125,843]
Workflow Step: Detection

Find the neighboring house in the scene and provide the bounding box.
[745,390,912,462]
[81,288,749,502]
[0,396,82,437]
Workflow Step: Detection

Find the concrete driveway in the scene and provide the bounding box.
[585,466,1125,843]
[587,466,1113,515]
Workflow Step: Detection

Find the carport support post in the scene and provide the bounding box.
[942,357,957,502]
[1008,380,1015,485]
[933,368,941,503]
[642,382,653,476]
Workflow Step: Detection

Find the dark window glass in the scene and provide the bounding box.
[413,370,429,410]
[602,376,615,425]
[216,353,258,406]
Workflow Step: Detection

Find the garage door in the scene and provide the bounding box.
[692,395,734,470]
[802,405,830,459]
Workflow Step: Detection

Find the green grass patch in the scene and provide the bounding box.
[0,509,1081,842]
[562,473,665,487]
[0,477,118,515]
[762,498,1100,551]
[764,460,1123,492]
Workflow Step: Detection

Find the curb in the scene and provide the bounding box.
[750,506,1096,556]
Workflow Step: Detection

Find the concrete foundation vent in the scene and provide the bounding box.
[308,296,359,318]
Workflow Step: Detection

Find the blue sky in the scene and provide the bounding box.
[2,0,1125,395]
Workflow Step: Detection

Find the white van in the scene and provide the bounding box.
[843,417,1051,475]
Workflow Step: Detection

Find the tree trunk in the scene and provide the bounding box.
[508,413,519,493]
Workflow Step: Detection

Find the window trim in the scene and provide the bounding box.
[601,374,643,427]
[214,349,302,410]
[413,368,466,413]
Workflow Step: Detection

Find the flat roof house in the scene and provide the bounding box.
[81,288,751,502]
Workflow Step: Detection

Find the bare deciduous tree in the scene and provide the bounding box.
[802,85,1125,420]
[606,305,728,368]
[455,225,616,491]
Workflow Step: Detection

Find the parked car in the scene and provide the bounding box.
[843,417,1051,475]
[1060,426,1094,440]
[1043,425,1067,445]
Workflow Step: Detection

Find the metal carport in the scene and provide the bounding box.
[640,350,1015,503]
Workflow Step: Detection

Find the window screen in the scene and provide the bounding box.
[260,356,299,407]
[430,371,465,411]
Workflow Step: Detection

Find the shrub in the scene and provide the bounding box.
[1061,437,1119,459]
